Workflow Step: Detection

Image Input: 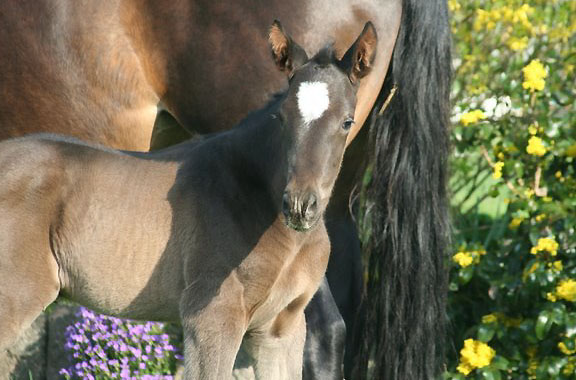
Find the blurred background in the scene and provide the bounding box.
[442,0,575,378]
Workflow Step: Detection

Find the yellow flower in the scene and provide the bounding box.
[513,4,535,30]
[528,125,538,135]
[482,314,498,324]
[526,136,547,156]
[558,341,576,355]
[493,161,504,179]
[547,292,557,302]
[564,357,576,376]
[555,171,563,179]
[536,24,548,34]
[453,252,474,267]
[556,279,576,302]
[534,213,547,222]
[448,0,460,12]
[523,261,540,281]
[509,217,524,229]
[522,59,547,92]
[530,237,559,256]
[552,260,563,271]
[508,36,529,51]
[460,110,486,126]
[457,339,496,375]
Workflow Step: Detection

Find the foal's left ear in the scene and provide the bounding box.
[340,22,378,84]
[269,20,308,76]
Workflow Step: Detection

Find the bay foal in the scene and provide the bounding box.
[0,22,377,379]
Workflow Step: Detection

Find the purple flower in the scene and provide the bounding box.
[59,307,182,378]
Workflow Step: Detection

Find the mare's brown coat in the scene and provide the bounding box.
[0,24,378,379]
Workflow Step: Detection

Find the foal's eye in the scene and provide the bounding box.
[342,118,355,131]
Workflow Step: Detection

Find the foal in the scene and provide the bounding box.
[0,21,377,379]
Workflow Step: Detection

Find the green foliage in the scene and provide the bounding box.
[445,0,576,378]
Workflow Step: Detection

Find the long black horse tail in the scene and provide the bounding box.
[355,0,452,378]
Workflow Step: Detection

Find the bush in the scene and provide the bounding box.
[444,0,575,379]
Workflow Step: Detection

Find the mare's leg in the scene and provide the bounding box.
[303,278,346,380]
[324,215,364,377]
[180,274,247,380]
[245,311,307,380]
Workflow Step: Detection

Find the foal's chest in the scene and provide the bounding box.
[238,220,330,330]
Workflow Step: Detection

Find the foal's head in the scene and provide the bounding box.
[269,21,377,231]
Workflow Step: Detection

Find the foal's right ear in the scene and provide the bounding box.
[339,22,378,84]
[269,20,308,76]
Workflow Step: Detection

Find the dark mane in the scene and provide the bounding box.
[311,45,337,67]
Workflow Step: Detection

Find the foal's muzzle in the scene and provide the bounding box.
[282,191,319,231]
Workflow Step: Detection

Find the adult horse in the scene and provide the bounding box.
[0,23,376,379]
[0,0,452,378]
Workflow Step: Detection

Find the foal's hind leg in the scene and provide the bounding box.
[0,216,60,351]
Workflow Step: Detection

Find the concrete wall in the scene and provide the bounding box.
[0,305,77,380]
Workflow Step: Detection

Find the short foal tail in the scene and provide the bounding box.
[355,0,452,379]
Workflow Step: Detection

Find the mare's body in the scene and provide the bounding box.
[0,24,377,379]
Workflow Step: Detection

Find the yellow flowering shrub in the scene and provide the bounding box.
[530,237,559,256]
[492,161,504,179]
[456,339,496,375]
[526,136,547,156]
[522,59,548,91]
[558,340,576,355]
[481,314,498,324]
[507,36,528,51]
[460,109,486,126]
[453,252,474,267]
[446,0,575,379]
[555,279,576,302]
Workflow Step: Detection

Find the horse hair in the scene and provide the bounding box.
[354,0,452,378]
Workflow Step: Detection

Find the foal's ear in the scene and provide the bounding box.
[269,20,308,76]
[340,22,378,84]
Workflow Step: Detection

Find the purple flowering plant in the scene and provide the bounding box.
[59,307,183,379]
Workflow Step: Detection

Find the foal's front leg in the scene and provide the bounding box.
[180,275,247,380]
[245,309,307,380]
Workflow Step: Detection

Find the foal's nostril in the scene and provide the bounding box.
[303,193,318,220]
[282,192,291,217]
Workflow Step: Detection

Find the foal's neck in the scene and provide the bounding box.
[225,100,291,206]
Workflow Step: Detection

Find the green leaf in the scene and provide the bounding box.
[481,368,502,380]
[550,303,567,325]
[459,265,475,284]
[535,310,553,340]
[490,356,510,371]
[477,324,497,342]
[566,313,576,338]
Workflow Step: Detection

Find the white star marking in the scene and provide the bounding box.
[297,81,329,124]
